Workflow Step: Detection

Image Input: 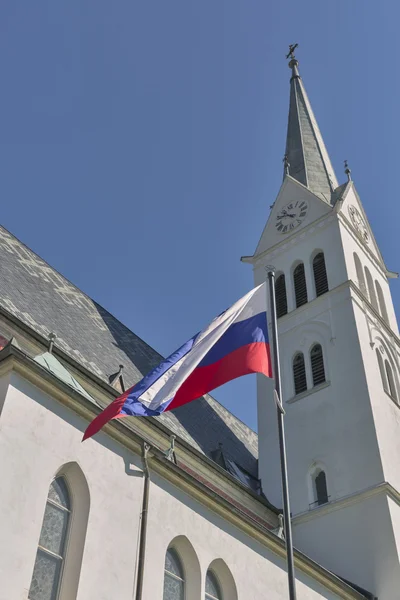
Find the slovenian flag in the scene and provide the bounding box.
[83,283,271,441]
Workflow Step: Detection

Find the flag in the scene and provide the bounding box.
[83,282,271,441]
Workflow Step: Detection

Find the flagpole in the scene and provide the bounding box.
[267,269,297,600]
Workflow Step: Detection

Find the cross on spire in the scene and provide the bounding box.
[286,43,298,60]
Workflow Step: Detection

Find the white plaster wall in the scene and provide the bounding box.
[143,472,351,600]
[0,371,354,600]
[0,372,143,600]
[293,493,400,600]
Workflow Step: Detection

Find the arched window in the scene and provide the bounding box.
[385,360,397,401]
[293,263,308,308]
[364,267,379,312]
[293,353,307,395]
[354,253,367,298]
[314,470,329,506]
[376,349,387,392]
[28,477,71,600]
[313,252,328,297]
[164,548,185,600]
[310,344,326,386]
[375,281,389,324]
[205,571,222,600]
[275,273,288,318]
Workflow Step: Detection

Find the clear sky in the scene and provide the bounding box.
[1,1,398,432]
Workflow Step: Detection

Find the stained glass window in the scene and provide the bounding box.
[28,477,71,600]
[205,570,222,600]
[163,548,184,600]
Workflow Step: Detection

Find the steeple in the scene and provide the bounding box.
[285,46,338,200]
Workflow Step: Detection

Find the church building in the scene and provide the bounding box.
[0,52,397,600]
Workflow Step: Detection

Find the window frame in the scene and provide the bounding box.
[163,547,185,600]
[205,570,223,600]
[28,477,72,600]
[310,343,326,387]
[312,252,329,297]
[293,262,308,308]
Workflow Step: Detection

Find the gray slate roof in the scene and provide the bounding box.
[0,225,259,477]
[285,59,339,202]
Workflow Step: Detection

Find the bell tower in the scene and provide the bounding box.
[242,49,400,598]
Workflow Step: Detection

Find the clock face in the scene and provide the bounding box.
[348,205,369,243]
[275,201,308,234]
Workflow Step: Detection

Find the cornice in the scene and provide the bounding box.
[293,481,400,525]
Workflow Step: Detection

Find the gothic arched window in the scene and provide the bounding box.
[293,263,308,308]
[163,548,185,600]
[28,477,71,600]
[275,273,288,318]
[293,353,307,395]
[354,253,367,298]
[364,267,379,312]
[205,571,222,600]
[313,252,329,297]
[376,349,387,391]
[310,344,326,386]
[314,470,329,506]
[385,360,397,401]
[375,281,389,324]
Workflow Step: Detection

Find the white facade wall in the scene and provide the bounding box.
[0,370,358,600]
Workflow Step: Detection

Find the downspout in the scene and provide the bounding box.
[135,442,151,600]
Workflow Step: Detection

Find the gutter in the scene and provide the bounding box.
[135,442,151,600]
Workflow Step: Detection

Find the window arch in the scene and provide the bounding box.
[28,477,71,600]
[353,253,367,297]
[164,548,185,600]
[293,353,307,395]
[312,252,328,297]
[314,470,329,506]
[206,559,237,600]
[364,267,379,312]
[293,263,308,308]
[385,360,397,401]
[310,344,326,386]
[275,273,288,318]
[205,571,222,600]
[375,281,389,324]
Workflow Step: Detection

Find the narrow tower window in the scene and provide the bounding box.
[163,548,185,600]
[364,267,379,312]
[385,361,397,401]
[28,477,71,600]
[293,353,307,395]
[313,252,329,297]
[314,470,329,505]
[275,273,288,318]
[375,281,389,324]
[205,571,222,600]
[376,349,387,393]
[293,263,308,308]
[353,253,367,298]
[310,344,326,386]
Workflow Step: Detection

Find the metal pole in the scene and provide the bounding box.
[135,442,151,600]
[267,269,297,600]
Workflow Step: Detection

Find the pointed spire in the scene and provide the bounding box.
[284,45,338,200]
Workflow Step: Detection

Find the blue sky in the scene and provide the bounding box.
[1,1,399,431]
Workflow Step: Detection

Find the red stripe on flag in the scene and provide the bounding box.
[166,341,271,411]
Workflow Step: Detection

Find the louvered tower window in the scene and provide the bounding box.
[293,353,307,395]
[385,361,397,401]
[275,274,288,318]
[313,253,328,297]
[315,471,329,505]
[310,344,326,386]
[293,263,308,308]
